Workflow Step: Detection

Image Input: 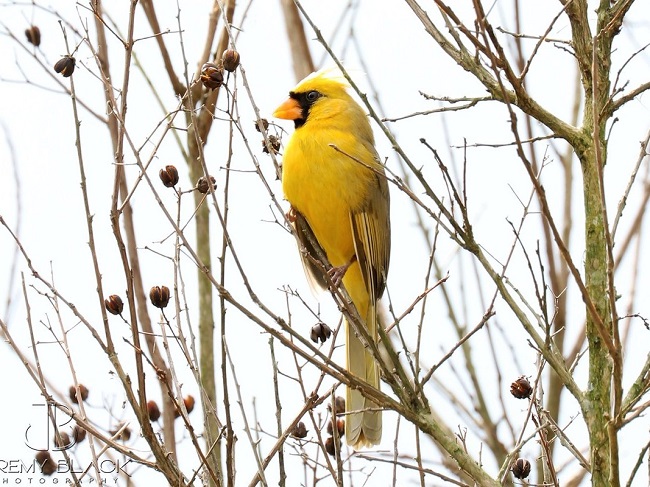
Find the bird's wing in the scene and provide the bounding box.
[347,160,389,448]
[349,167,391,302]
[293,210,330,292]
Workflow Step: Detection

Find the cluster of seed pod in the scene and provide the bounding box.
[255,118,281,155]
[200,49,241,91]
[106,285,174,314]
[36,22,78,79]
[289,395,346,458]
[53,45,242,83]
[36,432,88,474]
[324,396,346,457]
[51,40,241,92]
[110,395,195,441]
[69,384,89,404]
[34,384,92,473]
[159,164,218,195]
[43,35,230,475]
[305,324,346,456]
[509,376,533,480]
[146,395,195,422]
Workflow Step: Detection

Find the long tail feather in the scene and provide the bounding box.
[345,301,381,448]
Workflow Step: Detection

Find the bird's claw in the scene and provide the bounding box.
[286,207,297,223]
[328,256,356,288]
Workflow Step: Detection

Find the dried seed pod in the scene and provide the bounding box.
[104,294,124,315]
[184,395,195,414]
[262,135,281,155]
[327,396,346,416]
[53,431,71,449]
[200,62,224,90]
[110,423,131,441]
[54,55,75,77]
[510,376,533,399]
[325,436,340,457]
[310,322,332,344]
[35,451,55,476]
[255,118,269,133]
[121,427,132,441]
[511,458,531,479]
[327,418,345,437]
[69,384,89,404]
[147,400,161,422]
[149,285,170,309]
[159,165,179,188]
[72,424,86,443]
[174,395,196,418]
[25,26,41,47]
[196,175,216,194]
[222,49,240,72]
[291,421,308,439]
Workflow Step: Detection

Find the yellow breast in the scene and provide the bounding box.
[282,126,375,267]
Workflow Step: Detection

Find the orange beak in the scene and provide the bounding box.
[273,97,302,120]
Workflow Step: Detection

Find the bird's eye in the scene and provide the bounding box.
[306,90,320,103]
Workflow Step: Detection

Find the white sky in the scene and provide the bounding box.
[1,1,649,485]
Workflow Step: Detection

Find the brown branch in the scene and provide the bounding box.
[280,0,315,80]
[472,0,617,359]
[383,95,492,122]
[402,0,583,145]
[247,389,328,487]
[139,0,186,96]
[608,81,650,115]
[89,0,183,474]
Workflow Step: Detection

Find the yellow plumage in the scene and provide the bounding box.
[273,69,390,448]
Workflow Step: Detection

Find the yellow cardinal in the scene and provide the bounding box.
[273,69,390,448]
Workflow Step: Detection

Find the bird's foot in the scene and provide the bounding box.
[286,206,297,223]
[328,256,357,288]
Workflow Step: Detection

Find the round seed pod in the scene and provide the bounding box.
[511,458,531,479]
[159,165,179,187]
[25,26,41,47]
[222,49,240,72]
[72,424,87,443]
[510,376,533,399]
[200,62,224,90]
[327,418,345,437]
[35,451,55,476]
[310,322,332,343]
[149,285,170,309]
[69,384,89,404]
[53,431,71,449]
[147,400,161,422]
[325,436,340,457]
[104,294,124,315]
[196,176,216,194]
[291,421,308,439]
[54,55,75,77]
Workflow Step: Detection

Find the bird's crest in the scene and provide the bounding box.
[298,67,349,86]
[293,67,363,95]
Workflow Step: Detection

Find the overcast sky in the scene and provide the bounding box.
[1,1,649,485]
